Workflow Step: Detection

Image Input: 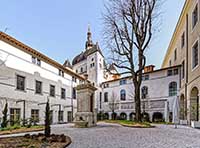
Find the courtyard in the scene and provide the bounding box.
[48,122,200,148]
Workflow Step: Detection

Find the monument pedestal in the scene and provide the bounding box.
[74,81,97,128]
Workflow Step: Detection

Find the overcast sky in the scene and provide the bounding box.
[0,0,185,69]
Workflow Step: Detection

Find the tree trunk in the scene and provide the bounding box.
[134,84,142,122]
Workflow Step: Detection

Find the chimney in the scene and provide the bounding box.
[144,65,155,73]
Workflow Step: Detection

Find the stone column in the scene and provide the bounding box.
[74,81,97,127]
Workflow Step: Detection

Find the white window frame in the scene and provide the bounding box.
[191,39,199,71]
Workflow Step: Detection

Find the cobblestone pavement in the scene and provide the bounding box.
[51,122,200,148]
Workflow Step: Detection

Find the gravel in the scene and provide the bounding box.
[51,122,200,148]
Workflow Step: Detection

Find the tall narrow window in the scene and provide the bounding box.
[72,88,76,99]
[141,86,148,99]
[61,88,66,99]
[181,32,185,48]
[182,61,185,79]
[174,49,177,61]
[169,82,177,96]
[50,85,55,97]
[37,59,41,66]
[35,80,42,94]
[104,92,108,102]
[99,92,102,109]
[192,4,198,28]
[32,56,36,64]
[192,41,199,69]
[16,75,25,91]
[31,109,39,123]
[10,108,21,126]
[169,60,172,67]
[120,89,126,101]
[58,110,64,122]
[80,67,83,73]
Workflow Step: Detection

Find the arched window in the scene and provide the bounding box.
[141,86,148,99]
[120,89,126,101]
[169,82,177,96]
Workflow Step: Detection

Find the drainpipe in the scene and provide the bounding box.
[185,14,189,121]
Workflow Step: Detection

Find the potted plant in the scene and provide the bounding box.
[190,104,200,128]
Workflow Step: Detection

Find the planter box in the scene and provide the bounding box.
[191,121,200,128]
[180,120,188,125]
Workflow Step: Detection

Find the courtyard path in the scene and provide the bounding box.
[51,122,200,148]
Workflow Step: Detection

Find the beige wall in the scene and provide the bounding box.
[162,0,200,121]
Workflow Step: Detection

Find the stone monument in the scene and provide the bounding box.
[74,80,97,127]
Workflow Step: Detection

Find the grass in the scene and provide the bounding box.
[103,120,153,128]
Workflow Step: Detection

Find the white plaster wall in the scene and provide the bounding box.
[0,40,79,124]
[100,68,180,121]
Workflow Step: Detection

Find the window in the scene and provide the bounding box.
[50,85,55,97]
[99,92,102,109]
[174,69,178,75]
[142,75,149,81]
[72,76,77,82]
[182,61,185,79]
[145,75,149,80]
[16,75,25,91]
[76,69,78,73]
[192,4,198,29]
[32,56,41,66]
[120,79,127,85]
[181,32,185,48]
[37,59,41,66]
[35,80,42,94]
[32,56,36,64]
[169,60,172,67]
[192,41,199,69]
[31,109,39,123]
[90,63,95,68]
[10,108,21,125]
[72,88,76,99]
[80,67,83,73]
[120,89,126,101]
[141,86,148,99]
[58,110,64,122]
[174,49,177,61]
[59,70,64,77]
[169,82,177,96]
[167,70,173,76]
[103,83,109,88]
[104,92,108,102]
[61,88,66,99]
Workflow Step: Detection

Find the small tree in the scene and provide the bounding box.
[108,91,119,120]
[45,99,51,137]
[1,101,8,128]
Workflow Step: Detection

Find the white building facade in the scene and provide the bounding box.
[0,32,84,125]
[100,66,180,122]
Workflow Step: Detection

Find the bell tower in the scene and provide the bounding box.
[85,25,93,49]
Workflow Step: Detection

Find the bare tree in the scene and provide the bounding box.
[108,91,119,120]
[103,0,158,121]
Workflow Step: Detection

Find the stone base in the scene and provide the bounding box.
[74,112,96,127]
